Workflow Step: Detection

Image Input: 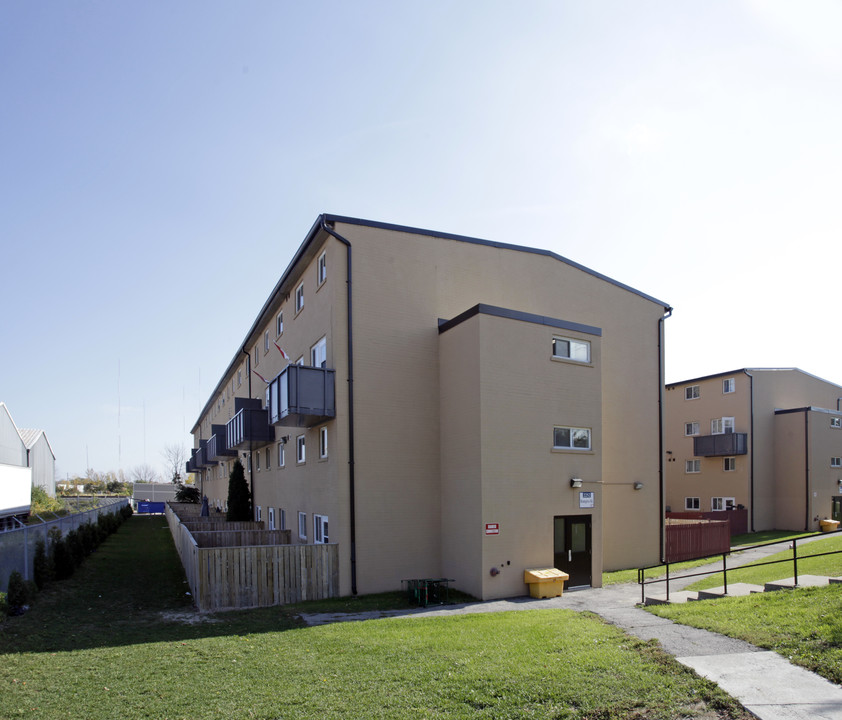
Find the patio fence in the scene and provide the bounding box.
[165,503,339,611]
[0,497,129,593]
[665,518,731,563]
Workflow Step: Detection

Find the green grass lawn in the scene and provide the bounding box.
[0,516,753,720]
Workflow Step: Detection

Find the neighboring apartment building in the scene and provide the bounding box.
[188,214,672,600]
[665,369,842,533]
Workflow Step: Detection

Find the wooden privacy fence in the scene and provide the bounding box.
[667,508,748,536]
[191,529,291,548]
[665,518,730,563]
[165,503,338,611]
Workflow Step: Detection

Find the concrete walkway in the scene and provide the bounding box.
[301,539,842,719]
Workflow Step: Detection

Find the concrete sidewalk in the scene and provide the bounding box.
[301,539,842,719]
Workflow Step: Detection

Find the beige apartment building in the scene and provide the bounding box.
[665,368,842,532]
[188,215,672,600]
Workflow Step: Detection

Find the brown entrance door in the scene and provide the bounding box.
[554,515,592,587]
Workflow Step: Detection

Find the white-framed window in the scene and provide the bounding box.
[724,457,736,472]
[832,457,842,468]
[295,355,304,366]
[685,459,701,473]
[723,378,735,394]
[254,343,259,367]
[711,497,736,511]
[298,511,307,540]
[264,330,270,354]
[256,451,260,471]
[276,311,284,336]
[247,454,252,473]
[311,336,327,368]
[314,514,329,544]
[552,336,590,363]
[256,505,262,522]
[832,417,841,428]
[295,282,304,313]
[296,434,306,463]
[278,442,285,468]
[685,497,700,510]
[265,447,271,470]
[711,417,734,435]
[685,422,699,436]
[265,386,270,410]
[279,508,286,531]
[553,426,591,451]
[317,251,327,286]
[319,426,328,458]
[268,507,276,531]
[685,385,700,400]
[237,369,242,387]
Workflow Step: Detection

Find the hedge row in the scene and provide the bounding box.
[3,503,133,616]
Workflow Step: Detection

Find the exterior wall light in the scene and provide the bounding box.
[570,478,583,488]
[633,482,644,490]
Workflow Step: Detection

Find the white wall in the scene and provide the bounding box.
[0,463,32,515]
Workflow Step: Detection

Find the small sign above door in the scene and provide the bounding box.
[579,492,595,509]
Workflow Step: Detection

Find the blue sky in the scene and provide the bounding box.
[2,1,841,480]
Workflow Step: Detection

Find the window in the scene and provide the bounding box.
[247,454,252,473]
[264,330,270,354]
[685,385,700,400]
[552,336,590,363]
[279,508,286,531]
[295,282,304,313]
[711,497,736,511]
[724,457,736,471]
[317,251,327,285]
[296,434,306,463]
[685,459,701,473]
[298,512,307,540]
[723,378,735,394]
[319,426,328,458]
[685,497,700,510]
[553,426,591,451]
[832,457,842,468]
[276,311,284,336]
[237,369,242,387]
[256,451,260,471]
[711,417,734,435]
[268,507,276,531]
[314,514,329,544]
[311,337,327,368]
[256,506,262,522]
[278,442,285,468]
[265,447,270,470]
[832,417,841,428]
[295,355,304,366]
[254,344,259,367]
[685,422,699,436]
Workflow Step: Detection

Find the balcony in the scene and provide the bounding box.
[268,365,336,428]
[207,424,238,461]
[185,448,200,475]
[694,432,748,457]
[227,398,275,450]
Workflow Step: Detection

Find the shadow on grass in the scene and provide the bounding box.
[0,516,476,655]
[0,516,308,654]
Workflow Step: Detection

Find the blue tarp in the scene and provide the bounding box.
[137,501,166,514]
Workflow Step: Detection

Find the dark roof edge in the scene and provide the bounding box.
[325,215,672,311]
[438,303,602,337]
[774,406,842,416]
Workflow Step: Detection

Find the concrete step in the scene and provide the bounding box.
[764,575,831,592]
[828,576,842,584]
[695,583,765,600]
[644,590,699,605]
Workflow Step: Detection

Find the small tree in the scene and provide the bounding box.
[226,459,251,521]
[175,483,201,503]
[161,444,186,483]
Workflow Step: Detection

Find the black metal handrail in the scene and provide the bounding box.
[638,528,842,604]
